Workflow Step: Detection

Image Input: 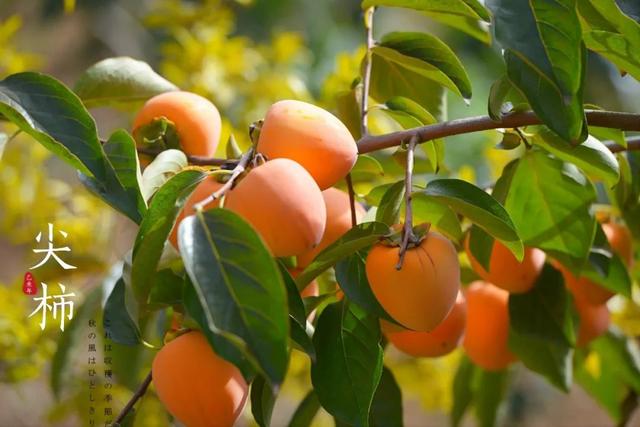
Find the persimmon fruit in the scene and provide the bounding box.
[382,291,466,358]
[257,100,358,190]
[297,187,366,268]
[152,331,248,427]
[560,265,613,306]
[465,238,545,293]
[225,158,326,257]
[169,176,223,248]
[365,232,460,331]
[602,222,634,267]
[463,281,516,371]
[574,296,610,347]
[133,91,222,158]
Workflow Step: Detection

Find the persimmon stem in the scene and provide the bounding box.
[396,135,419,271]
[346,173,357,227]
[361,7,375,137]
[356,110,640,154]
[112,371,152,426]
[193,147,255,211]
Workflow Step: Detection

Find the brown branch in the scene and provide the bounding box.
[193,147,255,210]
[396,135,418,270]
[356,110,640,154]
[112,371,152,426]
[607,136,640,153]
[360,7,375,137]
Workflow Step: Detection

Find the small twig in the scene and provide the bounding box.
[396,135,418,270]
[193,147,255,210]
[360,7,375,137]
[345,173,357,227]
[112,371,152,426]
[513,127,531,149]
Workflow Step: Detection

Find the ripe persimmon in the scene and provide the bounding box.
[297,187,366,268]
[133,91,222,158]
[574,295,610,347]
[602,222,634,267]
[559,265,613,306]
[169,176,223,248]
[465,238,545,293]
[225,158,326,257]
[463,281,516,371]
[257,100,358,190]
[152,331,248,427]
[382,291,466,358]
[365,232,460,331]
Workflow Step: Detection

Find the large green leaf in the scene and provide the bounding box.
[131,170,206,304]
[288,391,321,427]
[411,193,463,242]
[103,278,141,346]
[591,331,640,393]
[375,180,405,226]
[334,251,396,323]
[378,32,472,100]
[0,72,106,179]
[74,57,178,108]
[508,265,575,391]
[295,222,390,290]
[578,0,640,80]
[311,301,383,427]
[182,279,255,380]
[503,150,596,270]
[370,367,403,426]
[423,178,523,258]
[423,11,490,43]
[280,265,316,360]
[180,209,289,386]
[369,50,445,118]
[533,128,620,186]
[251,375,276,427]
[488,0,587,142]
[362,0,489,21]
[473,369,508,427]
[451,356,477,427]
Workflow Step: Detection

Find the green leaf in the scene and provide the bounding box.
[226,134,243,159]
[370,367,403,427]
[334,251,396,323]
[362,0,489,21]
[508,264,575,391]
[180,209,290,386]
[0,72,105,180]
[582,253,632,298]
[74,57,178,108]
[424,178,523,259]
[473,369,508,427]
[467,225,494,271]
[578,0,640,80]
[335,89,362,140]
[139,149,188,201]
[487,75,514,121]
[375,180,405,226]
[311,301,383,427]
[575,349,626,421]
[423,11,490,44]
[295,222,390,290]
[503,150,596,270]
[369,49,445,119]
[288,391,321,427]
[351,154,384,184]
[382,96,444,172]
[451,356,477,427]
[131,170,206,304]
[51,287,101,398]
[280,264,316,360]
[411,193,463,242]
[182,279,255,380]
[147,269,185,308]
[103,278,141,345]
[591,331,640,393]
[488,0,587,142]
[102,129,147,214]
[378,32,472,100]
[533,129,620,186]
[251,375,276,427]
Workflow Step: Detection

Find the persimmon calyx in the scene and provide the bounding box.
[134,116,181,152]
[380,222,432,248]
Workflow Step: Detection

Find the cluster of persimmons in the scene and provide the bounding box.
[132,91,634,427]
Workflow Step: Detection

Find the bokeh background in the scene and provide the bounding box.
[1,0,640,426]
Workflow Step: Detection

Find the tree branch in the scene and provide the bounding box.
[357,110,640,154]
[193,147,255,210]
[360,7,375,137]
[396,135,418,270]
[113,371,152,426]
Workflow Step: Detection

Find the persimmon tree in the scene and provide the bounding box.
[1,1,640,426]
